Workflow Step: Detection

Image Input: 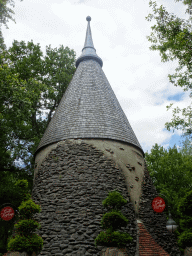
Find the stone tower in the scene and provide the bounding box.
[32,17,181,256]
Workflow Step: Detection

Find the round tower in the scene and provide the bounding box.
[32,17,181,256]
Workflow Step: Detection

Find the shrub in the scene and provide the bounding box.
[18,199,41,219]
[7,198,43,255]
[95,228,132,248]
[95,190,132,248]
[14,219,41,235]
[102,190,127,211]
[7,234,43,254]
[101,210,128,230]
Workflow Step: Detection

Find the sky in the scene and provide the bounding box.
[2,0,190,153]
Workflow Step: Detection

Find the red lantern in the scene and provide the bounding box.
[152,197,166,213]
[0,206,15,221]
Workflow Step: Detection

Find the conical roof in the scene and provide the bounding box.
[36,17,144,155]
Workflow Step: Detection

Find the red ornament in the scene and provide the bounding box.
[152,197,166,213]
[0,206,15,221]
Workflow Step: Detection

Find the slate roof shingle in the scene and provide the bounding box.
[36,17,144,155]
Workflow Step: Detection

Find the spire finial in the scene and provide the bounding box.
[86,16,91,22]
[75,16,103,68]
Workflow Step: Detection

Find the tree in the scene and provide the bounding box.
[0,0,24,49]
[145,143,192,224]
[0,0,23,28]
[179,137,192,155]
[177,190,192,252]
[146,0,192,137]
[0,40,76,176]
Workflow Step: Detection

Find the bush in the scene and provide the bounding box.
[18,199,41,219]
[7,198,43,255]
[101,210,128,230]
[102,190,127,211]
[7,234,43,254]
[14,219,41,235]
[95,190,132,248]
[95,228,132,248]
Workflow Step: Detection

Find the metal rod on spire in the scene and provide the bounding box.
[75,16,103,68]
[83,16,95,50]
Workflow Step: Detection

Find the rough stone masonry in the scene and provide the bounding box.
[32,139,181,256]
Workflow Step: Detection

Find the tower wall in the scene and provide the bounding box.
[34,139,145,215]
[33,139,182,256]
[32,139,138,256]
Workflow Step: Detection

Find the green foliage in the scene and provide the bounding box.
[178,190,192,218]
[146,0,192,90]
[179,137,192,156]
[0,0,23,49]
[165,104,192,139]
[13,180,31,206]
[95,190,132,248]
[14,219,40,235]
[101,210,128,230]
[0,0,19,28]
[179,217,192,231]
[177,231,192,249]
[145,143,192,252]
[14,179,28,190]
[94,228,132,248]
[176,190,192,249]
[0,38,75,253]
[0,179,31,253]
[146,0,192,137]
[145,143,192,253]
[7,198,43,254]
[18,199,41,219]
[7,234,43,255]
[102,190,127,211]
[0,39,76,177]
[145,143,192,219]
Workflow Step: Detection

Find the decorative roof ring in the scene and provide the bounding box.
[75,16,103,68]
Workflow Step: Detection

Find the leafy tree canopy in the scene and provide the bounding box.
[0,0,23,28]
[0,0,24,49]
[0,40,76,191]
[179,137,192,155]
[145,143,192,223]
[146,0,192,137]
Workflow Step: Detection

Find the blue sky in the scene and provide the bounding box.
[167,93,185,102]
[2,0,190,154]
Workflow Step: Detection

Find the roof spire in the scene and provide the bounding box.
[76,16,103,68]
[83,16,95,50]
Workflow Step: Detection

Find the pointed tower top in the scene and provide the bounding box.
[36,17,144,156]
[76,16,103,68]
